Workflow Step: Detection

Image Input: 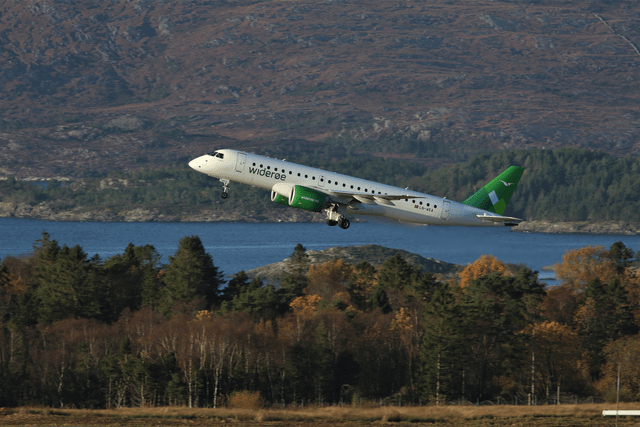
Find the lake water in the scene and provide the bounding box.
[1,218,638,281]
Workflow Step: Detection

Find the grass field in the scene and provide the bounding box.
[1,404,640,426]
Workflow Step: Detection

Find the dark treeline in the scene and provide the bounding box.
[1,148,639,223]
[1,234,639,408]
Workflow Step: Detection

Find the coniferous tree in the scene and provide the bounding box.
[459,269,544,400]
[376,254,416,291]
[279,244,310,309]
[419,283,465,404]
[32,233,103,323]
[347,261,376,311]
[221,271,251,302]
[576,276,638,381]
[161,236,224,316]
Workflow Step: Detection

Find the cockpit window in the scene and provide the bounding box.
[208,151,224,159]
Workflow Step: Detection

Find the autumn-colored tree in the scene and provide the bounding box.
[290,295,323,317]
[458,254,510,288]
[539,285,580,326]
[596,335,639,402]
[553,245,618,291]
[532,321,588,400]
[306,259,353,301]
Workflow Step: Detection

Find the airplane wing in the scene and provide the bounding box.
[476,213,523,226]
[312,187,423,205]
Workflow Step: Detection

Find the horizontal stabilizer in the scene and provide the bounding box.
[476,213,523,226]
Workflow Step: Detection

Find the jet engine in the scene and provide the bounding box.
[271,183,327,212]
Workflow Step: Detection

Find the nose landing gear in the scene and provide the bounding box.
[220,179,230,199]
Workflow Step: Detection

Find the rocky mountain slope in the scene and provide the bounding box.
[0,0,639,179]
[245,244,462,283]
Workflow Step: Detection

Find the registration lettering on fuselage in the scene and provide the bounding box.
[414,204,434,212]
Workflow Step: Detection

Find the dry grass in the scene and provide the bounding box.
[0,403,638,426]
[227,390,263,410]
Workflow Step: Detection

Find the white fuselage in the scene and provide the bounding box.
[188,149,503,227]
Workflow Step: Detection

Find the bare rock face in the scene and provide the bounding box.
[0,1,639,179]
[106,116,148,132]
[514,221,640,235]
[246,244,461,283]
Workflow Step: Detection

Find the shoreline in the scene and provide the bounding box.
[1,203,638,235]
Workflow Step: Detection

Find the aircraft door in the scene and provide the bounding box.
[319,175,325,187]
[441,200,451,220]
[235,153,246,172]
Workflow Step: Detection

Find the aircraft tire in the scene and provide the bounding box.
[338,218,350,229]
[326,219,338,226]
[221,192,228,199]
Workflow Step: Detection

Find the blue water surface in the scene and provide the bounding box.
[0,218,637,279]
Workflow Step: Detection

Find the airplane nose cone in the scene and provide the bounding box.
[188,157,202,170]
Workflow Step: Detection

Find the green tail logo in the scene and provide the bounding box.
[462,166,525,215]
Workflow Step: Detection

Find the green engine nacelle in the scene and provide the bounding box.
[271,192,289,206]
[271,183,327,212]
[290,186,326,212]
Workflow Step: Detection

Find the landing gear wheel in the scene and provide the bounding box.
[219,179,230,200]
[338,218,350,229]
[326,219,338,227]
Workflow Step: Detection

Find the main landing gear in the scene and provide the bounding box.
[325,205,350,229]
[220,179,230,199]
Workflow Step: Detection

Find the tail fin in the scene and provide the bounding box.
[462,166,525,215]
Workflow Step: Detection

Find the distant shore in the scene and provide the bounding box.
[1,202,638,235]
[513,220,640,236]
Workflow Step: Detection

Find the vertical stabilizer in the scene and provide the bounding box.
[462,166,525,215]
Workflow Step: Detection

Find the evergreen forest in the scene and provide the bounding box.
[1,234,639,408]
[1,148,639,223]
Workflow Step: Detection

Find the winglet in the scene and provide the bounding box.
[462,166,524,215]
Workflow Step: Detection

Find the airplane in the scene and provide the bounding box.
[188,149,525,230]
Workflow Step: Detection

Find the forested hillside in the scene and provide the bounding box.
[0,148,638,226]
[1,234,638,407]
